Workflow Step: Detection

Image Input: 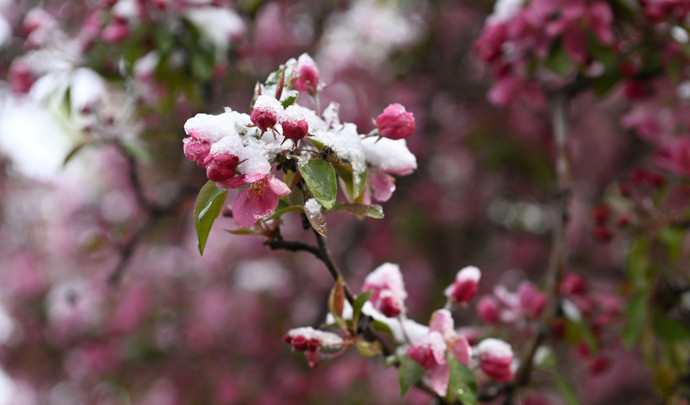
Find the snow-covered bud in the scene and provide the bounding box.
[379,291,402,317]
[293,53,320,95]
[362,263,407,318]
[477,338,514,383]
[284,327,344,353]
[407,331,446,370]
[183,137,211,167]
[444,266,481,304]
[280,106,309,142]
[204,153,240,182]
[375,103,415,140]
[477,296,500,324]
[250,95,282,133]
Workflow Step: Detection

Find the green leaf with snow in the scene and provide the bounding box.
[299,158,337,210]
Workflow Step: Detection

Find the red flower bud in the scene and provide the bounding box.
[290,335,308,351]
[375,103,415,140]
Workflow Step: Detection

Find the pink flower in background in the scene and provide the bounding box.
[477,296,501,324]
[477,338,514,382]
[655,137,690,177]
[518,281,547,318]
[293,53,320,95]
[407,309,471,396]
[233,175,291,228]
[375,103,415,140]
[444,266,481,305]
[362,263,408,317]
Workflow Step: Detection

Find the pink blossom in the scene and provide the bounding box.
[232,175,291,228]
[444,266,481,305]
[102,20,129,43]
[655,137,690,177]
[368,170,395,202]
[518,281,547,318]
[407,310,472,396]
[361,263,407,317]
[250,95,282,134]
[375,103,415,140]
[477,338,514,382]
[9,61,34,95]
[561,273,588,296]
[293,53,320,95]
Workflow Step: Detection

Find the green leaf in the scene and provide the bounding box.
[304,203,327,237]
[371,319,393,335]
[659,227,685,260]
[652,317,690,341]
[333,203,384,219]
[193,181,228,255]
[623,293,647,347]
[281,94,297,109]
[352,290,374,329]
[398,355,425,397]
[356,340,382,357]
[626,239,651,290]
[545,41,575,76]
[298,158,337,210]
[445,353,478,405]
[552,373,580,405]
[63,141,88,166]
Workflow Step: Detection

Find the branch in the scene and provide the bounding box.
[513,92,572,389]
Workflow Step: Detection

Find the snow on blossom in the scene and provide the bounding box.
[362,263,407,317]
[312,122,367,174]
[488,0,524,24]
[361,137,417,175]
[280,105,309,141]
[477,338,514,382]
[293,53,321,95]
[184,112,239,143]
[444,266,481,305]
[70,68,107,114]
[407,309,472,396]
[284,326,344,352]
[184,7,245,54]
[251,95,283,133]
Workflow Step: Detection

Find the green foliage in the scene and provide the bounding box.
[193,181,228,255]
[398,355,425,397]
[445,353,478,405]
[299,158,337,210]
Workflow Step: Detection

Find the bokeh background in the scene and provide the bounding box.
[0,0,675,403]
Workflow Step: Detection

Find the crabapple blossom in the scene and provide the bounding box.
[232,175,291,228]
[280,105,309,142]
[477,338,514,383]
[250,95,283,134]
[406,309,472,396]
[362,263,407,318]
[293,53,320,95]
[444,266,481,305]
[283,327,344,353]
[375,103,415,140]
[204,153,241,182]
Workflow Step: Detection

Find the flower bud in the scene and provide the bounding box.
[379,292,402,318]
[204,153,240,182]
[477,296,501,324]
[561,273,588,296]
[293,54,320,95]
[280,106,309,141]
[518,282,546,318]
[591,205,609,225]
[375,103,415,140]
[250,95,282,133]
[477,338,514,383]
[183,137,211,168]
[444,266,481,304]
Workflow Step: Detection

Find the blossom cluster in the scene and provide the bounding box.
[183,54,417,229]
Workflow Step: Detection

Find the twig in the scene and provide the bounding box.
[513,92,572,389]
